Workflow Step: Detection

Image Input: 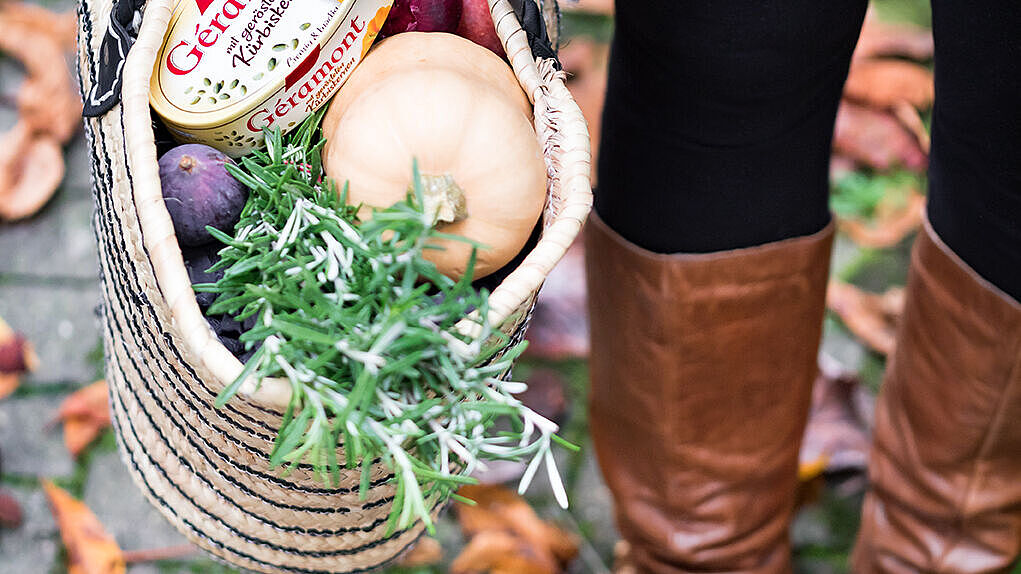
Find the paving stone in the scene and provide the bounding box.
[0,283,102,385]
[830,234,863,277]
[0,485,60,574]
[565,443,617,561]
[64,130,94,198]
[84,451,193,558]
[0,184,97,280]
[0,394,74,477]
[820,318,867,374]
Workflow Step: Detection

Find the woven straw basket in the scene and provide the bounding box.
[76,0,591,572]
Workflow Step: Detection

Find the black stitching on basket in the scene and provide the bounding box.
[85,145,396,499]
[95,230,395,499]
[108,360,401,539]
[110,394,422,573]
[108,371,409,559]
[91,122,376,485]
[93,120,392,480]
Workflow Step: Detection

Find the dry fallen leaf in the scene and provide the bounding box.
[0,3,77,51]
[800,370,871,476]
[0,315,38,399]
[57,381,112,458]
[854,10,933,61]
[0,488,23,528]
[43,481,126,574]
[838,189,926,249]
[454,484,578,574]
[827,281,905,356]
[833,102,927,172]
[518,369,569,424]
[560,0,613,14]
[844,59,934,112]
[891,100,931,155]
[525,240,589,360]
[0,122,66,221]
[397,537,443,568]
[0,2,80,221]
[0,2,82,142]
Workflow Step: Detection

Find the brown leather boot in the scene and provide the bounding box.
[851,222,1021,573]
[585,213,834,573]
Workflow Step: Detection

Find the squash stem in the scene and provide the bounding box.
[418,174,468,226]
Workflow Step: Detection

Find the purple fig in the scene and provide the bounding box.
[381,0,462,36]
[159,144,247,247]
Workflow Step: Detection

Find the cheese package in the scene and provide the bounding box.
[150,0,393,157]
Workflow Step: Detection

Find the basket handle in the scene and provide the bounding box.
[508,0,560,62]
[83,0,146,117]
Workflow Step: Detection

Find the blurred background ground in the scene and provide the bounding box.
[4,0,1013,573]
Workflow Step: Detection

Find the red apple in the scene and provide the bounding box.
[456,0,505,58]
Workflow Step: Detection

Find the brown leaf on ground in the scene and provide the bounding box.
[57,381,112,458]
[799,369,871,476]
[838,189,926,249]
[43,481,126,574]
[121,544,198,564]
[0,315,38,400]
[854,10,933,61]
[397,537,443,568]
[827,282,905,356]
[612,541,639,574]
[518,369,569,424]
[833,102,927,172]
[525,239,589,360]
[454,484,579,574]
[560,0,613,15]
[560,38,608,186]
[0,3,82,142]
[0,121,66,221]
[844,59,934,111]
[0,3,77,51]
[891,100,931,155]
[0,488,24,528]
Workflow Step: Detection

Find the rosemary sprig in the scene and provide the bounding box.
[196,110,570,533]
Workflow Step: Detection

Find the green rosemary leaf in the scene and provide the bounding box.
[201,111,570,533]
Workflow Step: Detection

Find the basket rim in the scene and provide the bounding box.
[119,0,593,411]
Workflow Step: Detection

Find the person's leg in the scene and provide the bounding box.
[587,1,866,572]
[852,3,1021,572]
[596,0,866,253]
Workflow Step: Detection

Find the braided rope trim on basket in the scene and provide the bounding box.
[79,0,590,571]
[119,0,592,411]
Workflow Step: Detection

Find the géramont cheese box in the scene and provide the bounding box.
[150,0,393,157]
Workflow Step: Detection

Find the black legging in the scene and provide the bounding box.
[595,0,1021,302]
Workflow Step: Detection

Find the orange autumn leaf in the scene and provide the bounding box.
[397,537,443,568]
[838,190,926,249]
[42,481,126,574]
[454,484,578,574]
[827,281,905,356]
[0,2,82,143]
[0,122,65,221]
[844,59,934,112]
[891,100,931,155]
[451,531,553,574]
[0,3,77,51]
[58,381,112,457]
[0,2,79,221]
